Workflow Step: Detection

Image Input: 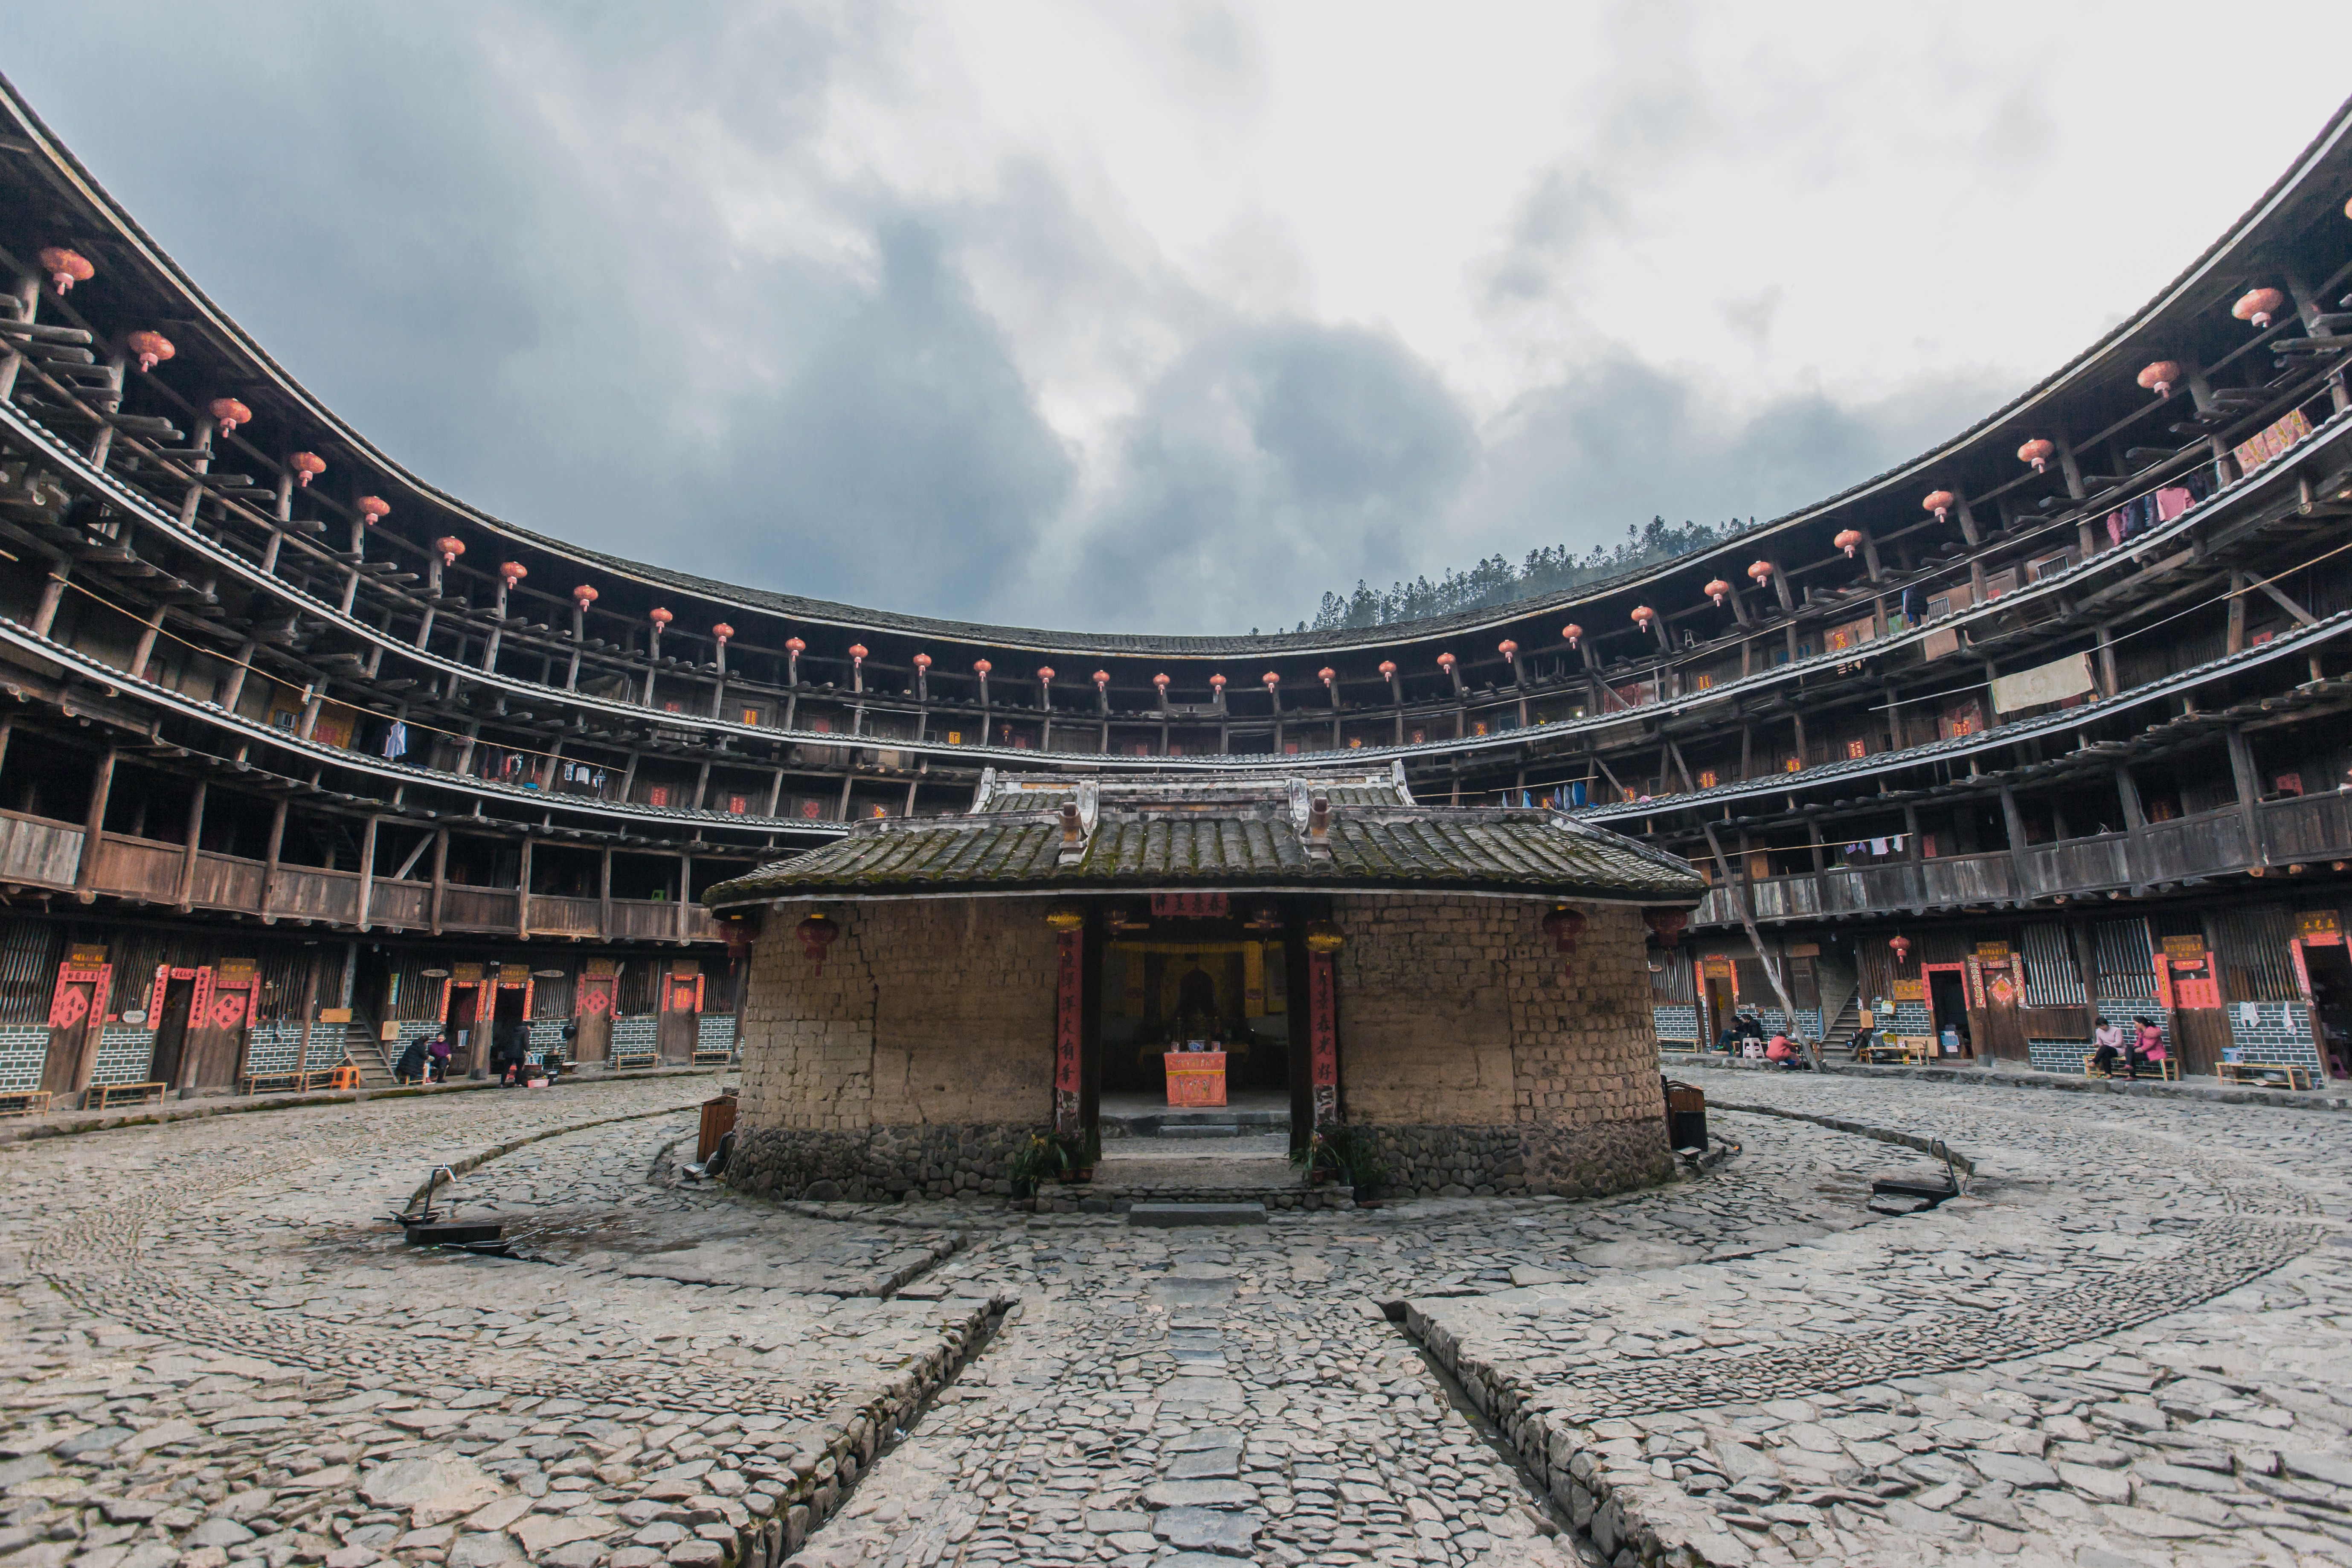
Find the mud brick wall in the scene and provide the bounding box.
[1333,895,1673,1198]
[732,898,1057,1199]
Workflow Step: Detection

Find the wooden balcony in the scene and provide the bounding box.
[0,815,724,945]
[1694,795,2352,927]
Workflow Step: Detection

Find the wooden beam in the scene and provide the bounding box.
[2252,575,2319,628]
[2227,725,2266,868]
[429,827,449,935]
[599,845,613,939]
[516,837,534,938]
[73,744,117,902]
[357,814,380,932]
[176,779,206,912]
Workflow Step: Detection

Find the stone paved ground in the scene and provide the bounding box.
[0,1073,2349,1568]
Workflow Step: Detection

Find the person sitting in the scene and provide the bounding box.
[1765,1034,1794,1067]
[426,1033,451,1082]
[2089,1016,2123,1077]
[2132,1017,2166,1079]
[393,1036,430,1085]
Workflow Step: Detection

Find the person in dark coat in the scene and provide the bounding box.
[394,1037,429,1084]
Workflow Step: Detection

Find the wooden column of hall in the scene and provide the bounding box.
[73,744,117,901]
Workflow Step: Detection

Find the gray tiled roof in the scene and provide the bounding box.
[704,770,1703,905]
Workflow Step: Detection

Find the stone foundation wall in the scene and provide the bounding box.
[728,1121,1036,1202]
[1334,895,1675,1198]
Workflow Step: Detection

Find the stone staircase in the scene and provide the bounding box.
[1031,1094,1350,1214]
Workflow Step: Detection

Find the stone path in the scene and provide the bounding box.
[0,1072,2349,1566]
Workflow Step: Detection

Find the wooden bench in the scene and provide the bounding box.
[1656,1038,1701,1054]
[239,1066,361,1097]
[2218,1060,2318,1091]
[612,1051,659,1070]
[1857,1037,1932,1065]
[0,1090,51,1119]
[690,1048,735,1066]
[2082,1053,2181,1082]
[85,1080,166,1109]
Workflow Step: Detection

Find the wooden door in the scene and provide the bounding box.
[1977,957,2030,1063]
[574,972,615,1064]
[658,966,705,1063]
[150,976,196,1090]
[2159,944,2227,1075]
[41,957,109,1095]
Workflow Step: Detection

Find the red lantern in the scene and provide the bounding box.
[2017,438,2054,473]
[1153,673,1170,691]
[1209,673,1226,690]
[786,636,806,653]
[1833,529,1863,558]
[715,624,736,646]
[797,914,839,974]
[1037,665,1054,687]
[1093,669,1109,688]
[1704,578,1732,606]
[209,397,252,435]
[1436,652,1455,671]
[846,643,865,663]
[648,607,673,629]
[37,247,91,293]
[1746,560,1772,586]
[1631,604,1656,626]
[357,496,391,525]
[1542,906,1588,954]
[1643,907,1690,948]
[498,561,527,588]
[1318,666,1336,686]
[1261,671,1278,689]
[973,658,992,675]
[1889,934,1911,964]
[1562,624,1583,649]
[2233,287,2285,329]
[2137,360,2181,398]
[912,652,931,671]
[1498,639,1519,662]
[290,452,327,487]
[435,535,465,566]
[1922,489,1954,523]
[125,330,174,373]
[573,584,598,608]
[1378,660,1397,678]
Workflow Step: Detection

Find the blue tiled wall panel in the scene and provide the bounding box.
[1651,1004,1700,1045]
[92,1027,157,1085]
[697,1014,737,1053]
[0,1026,48,1093]
[2222,1002,2325,1075]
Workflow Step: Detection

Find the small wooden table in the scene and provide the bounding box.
[2218,1060,2317,1090]
[1858,1037,1931,1065]
[1164,1051,1228,1108]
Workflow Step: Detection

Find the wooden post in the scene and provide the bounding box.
[356,814,379,931]
[259,796,289,922]
[693,761,712,811]
[2227,726,2266,868]
[1998,782,2033,903]
[129,604,167,685]
[599,846,613,939]
[74,745,118,900]
[2227,572,2247,654]
[171,780,208,913]
[677,853,691,942]
[429,827,450,935]
[765,766,785,817]
[30,560,70,639]
[620,750,641,802]
[517,837,534,938]
[295,951,321,1072]
[2114,764,2148,895]
[2095,625,2118,699]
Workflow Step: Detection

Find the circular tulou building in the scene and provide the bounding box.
[704,767,1704,1202]
[0,68,2345,1144]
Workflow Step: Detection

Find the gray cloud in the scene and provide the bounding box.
[7,3,2048,639]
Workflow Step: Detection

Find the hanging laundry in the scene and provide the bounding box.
[382,720,408,760]
[2154,486,2193,523]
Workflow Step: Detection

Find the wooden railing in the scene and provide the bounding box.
[0,810,84,886]
[1696,794,2352,926]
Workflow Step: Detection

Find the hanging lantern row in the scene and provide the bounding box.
[38,247,91,293]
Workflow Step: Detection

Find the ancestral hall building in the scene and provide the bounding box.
[0,69,2349,1104]
[705,769,1705,1199]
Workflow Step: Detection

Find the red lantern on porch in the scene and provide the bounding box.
[1562,624,1583,649]
[1644,907,1690,948]
[2137,360,2181,398]
[2017,438,2055,473]
[38,247,91,293]
[1889,934,1912,964]
[796,913,839,974]
[572,584,598,609]
[290,451,327,487]
[357,495,391,526]
[1542,905,1588,955]
[1436,652,1456,673]
[1704,578,1732,606]
[2233,287,2285,329]
[1153,673,1170,694]
[1318,666,1336,688]
[1378,659,1397,679]
[209,397,252,435]
[973,658,992,676]
[912,652,931,671]
[1037,665,1054,693]
[1922,489,1954,523]
[436,535,465,567]
[1747,560,1772,587]
[1498,639,1519,664]
[498,561,527,589]
[715,624,736,648]
[125,330,174,373]
[648,607,673,630]
[1833,529,1863,558]
[1631,604,1657,627]
[1261,671,1278,691]
[1093,669,1109,690]
[1210,673,1226,692]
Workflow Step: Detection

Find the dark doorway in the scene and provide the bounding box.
[151,976,196,1092]
[446,984,481,1075]
[2308,943,2352,1078]
[1702,973,1736,1050]
[492,986,527,1079]
[1928,969,1972,1058]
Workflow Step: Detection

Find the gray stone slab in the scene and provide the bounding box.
[1151,1505,1257,1553]
[1128,1203,1267,1227]
[1142,1478,1257,1509]
[1164,1448,1242,1481]
[1156,1124,1242,1138]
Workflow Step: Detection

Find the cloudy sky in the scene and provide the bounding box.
[12,4,2352,635]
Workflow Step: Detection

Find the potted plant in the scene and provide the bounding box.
[1059,1127,1099,1183]
[1008,1132,1069,1202]
[1292,1123,1386,1199]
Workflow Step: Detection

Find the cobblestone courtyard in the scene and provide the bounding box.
[0,1074,2348,1568]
